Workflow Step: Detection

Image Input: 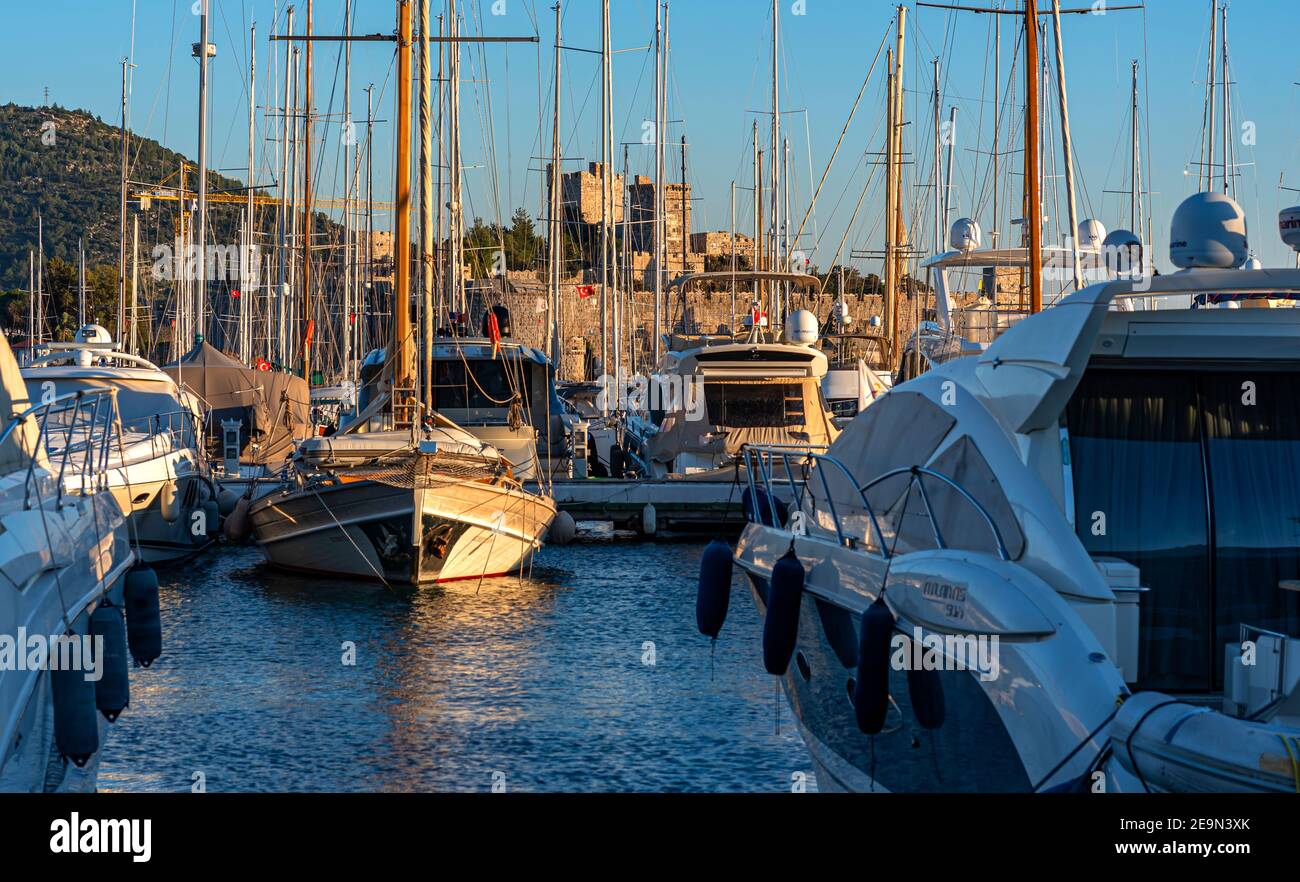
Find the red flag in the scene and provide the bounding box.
[231,289,241,299]
[487,310,501,359]
[576,284,595,299]
[304,319,315,348]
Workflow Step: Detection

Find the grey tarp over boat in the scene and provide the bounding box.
[162,342,311,466]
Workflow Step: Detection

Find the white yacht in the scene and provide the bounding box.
[620,272,839,480]
[722,193,1300,792]
[0,333,136,792]
[24,325,211,564]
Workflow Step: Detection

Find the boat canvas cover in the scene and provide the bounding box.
[0,335,47,474]
[645,377,836,463]
[162,342,311,465]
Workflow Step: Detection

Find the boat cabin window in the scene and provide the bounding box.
[704,382,804,428]
[432,359,523,412]
[1066,368,1300,692]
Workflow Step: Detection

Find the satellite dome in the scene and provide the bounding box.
[1101,229,1143,279]
[1244,256,1263,270]
[1169,191,1248,269]
[74,324,113,345]
[784,309,819,346]
[1077,219,1107,249]
[949,218,982,252]
[1279,206,1300,252]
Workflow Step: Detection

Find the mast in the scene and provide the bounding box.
[1130,60,1139,230]
[27,251,34,358]
[752,119,760,307]
[302,0,313,383]
[393,0,415,421]
[652,3,667,363]
[992,11,1000,242]
[246,21,257,363]
[1204,0,1216,193]
[419,0,432,410]
[549,1,563,374]
[78,238,86,327]
[447,0,463,323]
[891,7,906,353]
[1025,0,1042,313]
[1049,0,1081,289]
[279,5,294,366]
[932,58,942,257]
[600,0,612,391]
[118,58,130,345]
[1220,2,1229,194]
[771,0,781,277]
[130,215,139,355]
[196,0,210,343]
[343,0,352,390]
[36,216,44,345]
[883,53,895,359]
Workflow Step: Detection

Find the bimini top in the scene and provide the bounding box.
[660,340,830,381]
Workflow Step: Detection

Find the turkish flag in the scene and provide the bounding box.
[487,310,501,359]
[577,284,595,299]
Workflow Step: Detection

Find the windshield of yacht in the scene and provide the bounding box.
[704,382,805,428]
[24,377,189,437]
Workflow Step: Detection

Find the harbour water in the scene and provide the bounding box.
[96,536,815,793]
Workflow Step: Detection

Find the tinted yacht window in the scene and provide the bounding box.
[1067,371,1212,691]
[1199,373,1300,685]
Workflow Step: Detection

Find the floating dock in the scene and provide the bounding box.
[529,477,747,534]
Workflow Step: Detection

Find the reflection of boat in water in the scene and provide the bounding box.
[249,425,556,585]
[0,333,136,791]
[720,196,1300,792]
[22,325,211,565]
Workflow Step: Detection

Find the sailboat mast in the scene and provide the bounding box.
[302,0,313,383]
[343,0,352,390]
[771,0,780,277]
[652,3,666,364]
[196,0,210,344]
[419,0,433,410]
[1220,2,1229,194]
[600,0,612,394]
[1204,0,1216,193]
[1050,0,1081,289]
[393,0,415,421]
[1025,0,1042,313]
[279,6,294,367]
[1130,60,1139,230]
[246,21,257,364]
[549,2,562,375]
[119,58,130,345]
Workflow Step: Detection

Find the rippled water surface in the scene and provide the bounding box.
[97,536,815,792]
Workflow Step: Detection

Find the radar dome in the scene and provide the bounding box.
[949,218,982,252]
[1077,219,1107,249]
[784,309,819,346]
[1169,191,1248,269]
[1244,256,1264,270]
[74,324,113,345]
[1279,206,1300,252]
[1101,229,1143,278]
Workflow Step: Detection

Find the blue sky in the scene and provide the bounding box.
[6,0,1300,271]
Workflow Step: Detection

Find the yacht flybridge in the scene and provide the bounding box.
[22,325,211,564]
[712,194,1300,792]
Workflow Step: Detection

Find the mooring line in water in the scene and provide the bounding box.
[309,485,394,591]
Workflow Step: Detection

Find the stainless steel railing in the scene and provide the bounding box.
[1,389,120,508]
[740,444,1010,561]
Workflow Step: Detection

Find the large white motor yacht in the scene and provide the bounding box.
[722,193,1300,792]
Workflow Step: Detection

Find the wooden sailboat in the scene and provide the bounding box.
[248,1,555,586]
